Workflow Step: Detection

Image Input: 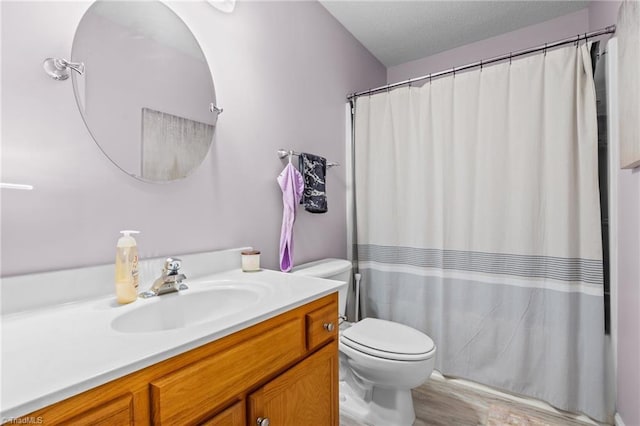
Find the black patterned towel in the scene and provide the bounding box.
[299,152,327,213]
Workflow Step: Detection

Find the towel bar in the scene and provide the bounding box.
[277,149,339,168]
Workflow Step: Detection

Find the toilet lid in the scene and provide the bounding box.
[341,318,435,361]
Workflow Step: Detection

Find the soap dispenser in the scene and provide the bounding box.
[115,230,140,304]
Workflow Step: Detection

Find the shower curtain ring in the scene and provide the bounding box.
[480,60,483,71]
[576,34,580,48]
[509,53,512,65]
[453,66,456,77]
[544,43,547,56]
[429,74,432,84]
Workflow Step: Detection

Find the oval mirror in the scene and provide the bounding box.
[71,0,217,182]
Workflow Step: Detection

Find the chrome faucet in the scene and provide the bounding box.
[140,257,188,298]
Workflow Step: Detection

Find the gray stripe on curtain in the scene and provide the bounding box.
[358,244,604,285]
[359,268,612,423]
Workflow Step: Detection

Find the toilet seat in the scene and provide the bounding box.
[341,318,435,361]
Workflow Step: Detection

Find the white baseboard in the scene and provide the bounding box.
[615,413,626,426]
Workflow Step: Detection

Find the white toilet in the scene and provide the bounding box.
[292,258,436,426]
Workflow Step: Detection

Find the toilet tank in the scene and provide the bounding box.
[291,258,352,317]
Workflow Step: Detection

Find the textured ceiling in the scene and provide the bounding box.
[319,1,590,67]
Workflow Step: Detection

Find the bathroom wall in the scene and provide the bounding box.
[0,1,385,277]
[617,168,640,426]
[386,7,591,83]
[589,0,622,31]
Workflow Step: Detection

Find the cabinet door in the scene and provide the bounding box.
[248,342,338,426]
[59,394,134,425]
[200,401,244,426]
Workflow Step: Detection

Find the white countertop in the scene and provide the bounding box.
[0,267,345,419]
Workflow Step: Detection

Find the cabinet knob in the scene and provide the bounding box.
[323,322,335,332]
[257,417,270,426]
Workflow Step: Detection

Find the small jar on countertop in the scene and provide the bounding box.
[241,250,261,272]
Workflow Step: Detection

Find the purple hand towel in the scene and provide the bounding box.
[277,162,304,272]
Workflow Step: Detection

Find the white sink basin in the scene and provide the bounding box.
[111,281,268,333]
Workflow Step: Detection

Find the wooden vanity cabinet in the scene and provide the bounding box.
[15,293,339,426]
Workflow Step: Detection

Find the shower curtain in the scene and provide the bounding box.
[353,44,613,422]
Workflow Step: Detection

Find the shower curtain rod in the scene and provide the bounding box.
[347,25,616,100]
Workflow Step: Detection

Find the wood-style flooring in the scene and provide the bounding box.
[340,375,607,426]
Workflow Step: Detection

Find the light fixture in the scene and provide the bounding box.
[207,0,235,13]
[0,183,34,190]
[43,58,85,81]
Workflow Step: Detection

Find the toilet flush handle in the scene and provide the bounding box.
[324,322,335,332]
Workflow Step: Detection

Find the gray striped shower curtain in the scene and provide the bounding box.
[353,43,613,422]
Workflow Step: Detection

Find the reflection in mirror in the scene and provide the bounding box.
[71,1,217,182]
